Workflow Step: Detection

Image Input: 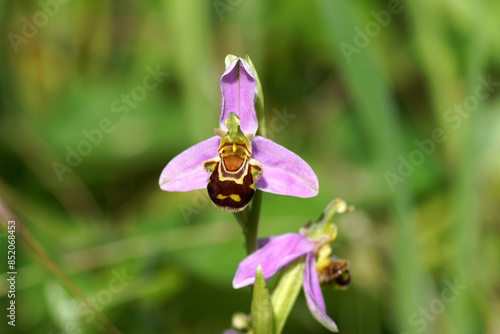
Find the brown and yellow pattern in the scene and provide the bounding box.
[203,112,263,212]
[204,143,262,212]
[317,257,351,290]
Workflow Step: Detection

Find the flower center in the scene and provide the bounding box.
[315,244,350,289]
[224,155,244,171]
[203,113,262,213]
[317,257,351,289]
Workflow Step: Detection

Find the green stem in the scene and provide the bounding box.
[235,190,262,255]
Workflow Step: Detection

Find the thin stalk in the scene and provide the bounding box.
[245,189,263,254]
[235,190,263,255]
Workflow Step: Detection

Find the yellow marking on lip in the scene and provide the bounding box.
[216,194,242,202]
[218,158,248,184]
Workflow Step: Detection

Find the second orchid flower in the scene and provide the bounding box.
[232,198,353,332]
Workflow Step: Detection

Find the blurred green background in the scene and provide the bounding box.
[1,0,499,333]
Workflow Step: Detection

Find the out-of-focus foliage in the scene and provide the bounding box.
[1,0,499,333]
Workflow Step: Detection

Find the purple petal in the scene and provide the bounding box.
[219,59,258,135]
[252,136,319,197]
[303,253,338,332]
[159,136,220,191]
[233,233,312,289]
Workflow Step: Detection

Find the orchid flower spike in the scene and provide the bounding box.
[159,55,318,212]
[232,199,354,332]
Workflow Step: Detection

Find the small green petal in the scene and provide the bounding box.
[225,112,244,139]
[225,54,239,69]
[252,265,275,334]
[307,198,355,239]
[271,258,305,334]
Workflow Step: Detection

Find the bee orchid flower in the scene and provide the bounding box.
[232,199,352,332]
[159,56,318,212]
